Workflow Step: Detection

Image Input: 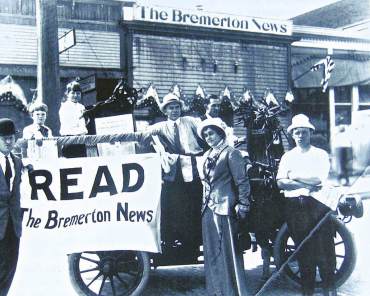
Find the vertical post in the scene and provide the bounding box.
[36,0,61,134]
[327,47,335,151]
[329,87,336,152]
[352,86,359,113]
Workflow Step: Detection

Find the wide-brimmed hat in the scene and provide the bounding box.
[287,114,315,133]
[197,117,227,140]
[160,93,184,112]
[0,118,17,136]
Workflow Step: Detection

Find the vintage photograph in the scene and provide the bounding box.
[0,0,369,295]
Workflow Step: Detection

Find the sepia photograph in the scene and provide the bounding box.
[0,0,369,295]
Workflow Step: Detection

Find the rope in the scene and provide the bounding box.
[255,210,333,296]
[16,132,140,148]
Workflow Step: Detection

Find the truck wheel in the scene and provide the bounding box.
[68,250,150,296]
[273,217,356,288]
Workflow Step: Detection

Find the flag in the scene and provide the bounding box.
[222,86,231,99]
[311,56,335,92]
[195,84,206,98]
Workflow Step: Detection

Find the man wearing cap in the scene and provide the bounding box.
[276,114,336,296]
[135,93,204,253]
[0,118,24,296]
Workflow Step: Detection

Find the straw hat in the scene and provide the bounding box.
[160,93,184,112]
[197,117,227,140]
[287,114,315,133]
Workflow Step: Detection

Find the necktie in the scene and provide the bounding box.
[5,155,12,189]
[173,122,184,154]
[39,126,49,137]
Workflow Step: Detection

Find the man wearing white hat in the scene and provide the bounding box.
[276,114,336,296]
[136,93,204,254]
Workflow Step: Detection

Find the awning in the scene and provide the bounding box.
[292,55,370,88]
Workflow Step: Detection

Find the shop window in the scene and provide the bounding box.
[334,86,351,103]
[359,85,370,110]
[334,86,352,125]
[335,105,351,125]
[292,88,330,150]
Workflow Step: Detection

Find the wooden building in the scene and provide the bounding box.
[291,0,370,149]
[0,0,297,139]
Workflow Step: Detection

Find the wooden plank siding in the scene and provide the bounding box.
[132,33,289,102]
[0,0,122,22]
[0,24,121,69]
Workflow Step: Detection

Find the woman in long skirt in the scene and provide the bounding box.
[197,118,251,296]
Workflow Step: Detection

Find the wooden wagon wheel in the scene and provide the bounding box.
[68,250,150,296]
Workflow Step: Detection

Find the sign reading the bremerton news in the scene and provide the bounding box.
[20,154,162,254]
[123,5,292,36]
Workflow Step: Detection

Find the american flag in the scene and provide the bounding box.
[311,56,335,92]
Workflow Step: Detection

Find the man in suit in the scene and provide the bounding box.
[0,118,23,296]
[135,93,204,255]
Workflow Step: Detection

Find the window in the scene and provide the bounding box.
[359,85,370,110]
[292,88,330,150]
[334,86,352,125]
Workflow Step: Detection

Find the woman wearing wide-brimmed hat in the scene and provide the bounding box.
[198,118,250,296]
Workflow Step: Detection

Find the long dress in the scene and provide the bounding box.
[202,144,249,296]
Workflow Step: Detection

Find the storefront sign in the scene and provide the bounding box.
[123,5,292,36]
[79,74,96,93]
[21,154,162,254]
[58,28,76,54]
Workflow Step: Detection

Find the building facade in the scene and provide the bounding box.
[291,0,370,148]
[1,0,368,151]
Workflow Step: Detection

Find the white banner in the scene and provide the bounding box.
[20,153,162,254]
[123,5,292,36]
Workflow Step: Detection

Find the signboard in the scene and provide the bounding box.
[20,154,162,254]
[123,5,292,36]
[58,28,76,54]
[78,74,96,93]
[95,114,136,156]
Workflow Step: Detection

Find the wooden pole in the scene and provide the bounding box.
[36,0,61,134]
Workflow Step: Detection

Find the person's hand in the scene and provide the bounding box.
[235,204,249,220]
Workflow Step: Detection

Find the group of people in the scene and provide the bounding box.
[0,80,338,296]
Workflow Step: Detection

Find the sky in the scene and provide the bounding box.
[136,0,341,19]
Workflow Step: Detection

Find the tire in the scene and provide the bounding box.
[273,216,356,288]
[68,250,150,296]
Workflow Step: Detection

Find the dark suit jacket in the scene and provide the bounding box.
[0,153,23,239]
[202,146,250,216]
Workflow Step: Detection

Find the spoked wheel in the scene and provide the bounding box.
[68,250,150,296]
[273,217,356,288]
